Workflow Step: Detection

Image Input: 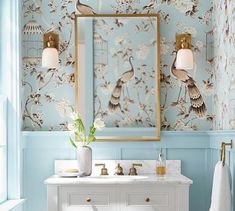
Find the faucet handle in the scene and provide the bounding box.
[133,163,142,168]
[95,163,109,176]
[129,163,142,175]
[114,163,124,175]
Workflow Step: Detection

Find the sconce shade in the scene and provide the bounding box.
[175,48,194,70]
[42,48,59,68]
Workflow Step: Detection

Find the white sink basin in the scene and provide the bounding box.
[87,175,148,180]
[45,174,193,186]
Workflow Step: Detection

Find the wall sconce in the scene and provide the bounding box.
[42,32,59,68]
[175,34,193,70]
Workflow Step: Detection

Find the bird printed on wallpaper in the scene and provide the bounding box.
[108,56,135,112]
[75,0,96,15]
[171,55,207,117]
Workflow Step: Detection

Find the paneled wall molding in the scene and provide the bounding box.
[208,130,235,136]
[22,130,212,211]
[22,131,210,153]
[208,130,235,150]
[22,130,235,151]
[21,131,210,149]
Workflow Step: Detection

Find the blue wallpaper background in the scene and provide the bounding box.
[22,0,213,131]
[92,17,158,127]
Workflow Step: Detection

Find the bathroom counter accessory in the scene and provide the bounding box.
[54,159,182,176]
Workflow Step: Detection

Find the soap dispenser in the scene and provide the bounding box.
[156,149,166,175]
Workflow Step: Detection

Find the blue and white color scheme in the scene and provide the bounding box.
[0,0,230,211]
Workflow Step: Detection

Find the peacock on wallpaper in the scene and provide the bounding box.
[90,16,159,128]
[22,0,213,131]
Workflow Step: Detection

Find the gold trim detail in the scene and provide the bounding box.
[74,14,161,142]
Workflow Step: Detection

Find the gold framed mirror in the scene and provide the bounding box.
[75,14,160,141]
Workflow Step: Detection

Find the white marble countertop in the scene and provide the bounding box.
[44,174,193,185]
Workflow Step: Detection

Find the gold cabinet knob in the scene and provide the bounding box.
[86,198,91,202]
[145,197,150,202]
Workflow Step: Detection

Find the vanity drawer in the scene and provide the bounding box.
[68,193,109,205]
[127,193,169,206]
[59,186,116,211]
[120,185,175,211]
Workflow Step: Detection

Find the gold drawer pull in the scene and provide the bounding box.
[145,197,150,202]
[86,198,91,202]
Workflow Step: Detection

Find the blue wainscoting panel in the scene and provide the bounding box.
[168,148,211,211]
[92,148,121,160]
[21,131,235,211]
[22,131,211,211]
[23,148,74,211]
[121,148,161,160]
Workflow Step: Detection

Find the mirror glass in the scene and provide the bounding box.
[75,14,160,141]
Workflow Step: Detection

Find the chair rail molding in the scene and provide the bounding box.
[21,131,210,149]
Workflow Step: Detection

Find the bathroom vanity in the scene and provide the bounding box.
[44,160,192,211]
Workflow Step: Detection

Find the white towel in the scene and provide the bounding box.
[209,161,232,211]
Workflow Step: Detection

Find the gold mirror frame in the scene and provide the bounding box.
[74,14,160,141]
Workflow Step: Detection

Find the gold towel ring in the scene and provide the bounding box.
[220,140,232,166]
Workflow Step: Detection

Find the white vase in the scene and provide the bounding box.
[76,145,92,176]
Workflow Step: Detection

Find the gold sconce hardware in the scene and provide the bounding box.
[175,33,192,51]
[42,32,59,68]
[145,198,150,202]
[43,32,59,50]
[114,163,124,175]
[95,163,109,175]
[175,33,193,70]
[86,198,91,202]
[128,163,142,175]
[220,140,232,166]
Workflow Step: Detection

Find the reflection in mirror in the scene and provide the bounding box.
[75,14,160,141]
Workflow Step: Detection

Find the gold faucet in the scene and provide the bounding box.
[114,163,124,175]
[129,163,142,175]
[95,163,109,175]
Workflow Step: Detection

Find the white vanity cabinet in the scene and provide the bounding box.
[45,176,191,211]
[45,160,192,211]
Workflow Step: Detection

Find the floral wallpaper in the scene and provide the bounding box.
[22,0,213,131]
[212,0,235,130]
[91,17,158,128]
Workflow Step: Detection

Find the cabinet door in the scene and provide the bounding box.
[119,185,176,211]
[59,186,117,211]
